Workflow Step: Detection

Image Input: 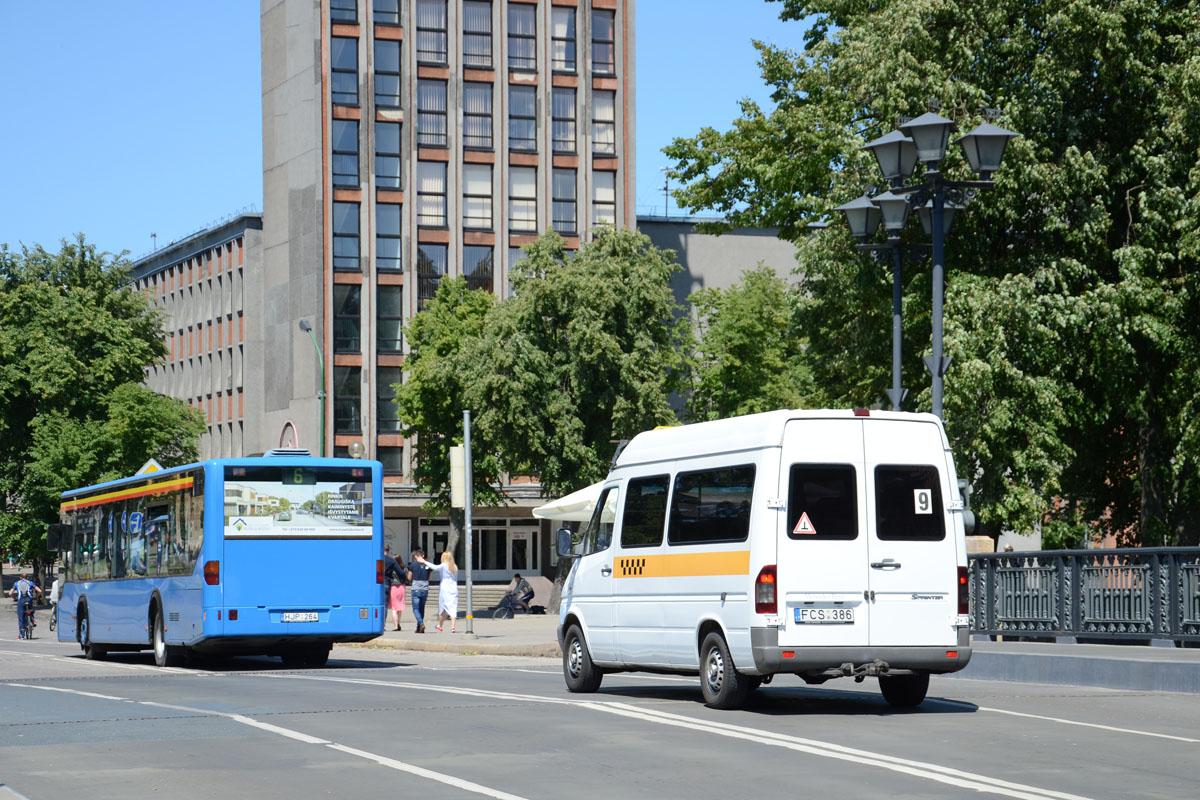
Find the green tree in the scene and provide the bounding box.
[666,0,1200,545]
[392,275,504,513]
[684,265,812,422]
[468,229,687,496]
[0,237,205,561]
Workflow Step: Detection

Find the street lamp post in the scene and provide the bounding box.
[298,319,327,457]
[839,112,1019,417]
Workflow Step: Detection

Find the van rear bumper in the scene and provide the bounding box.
[749,626,972,675]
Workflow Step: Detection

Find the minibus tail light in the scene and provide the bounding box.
[204,560,220,586]
[755,565,777,614]
[376,559,384,585]
[958,566,969,615]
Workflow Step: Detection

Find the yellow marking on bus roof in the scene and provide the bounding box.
[60,476,195,512]
[615,550,750,578]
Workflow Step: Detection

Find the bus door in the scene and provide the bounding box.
[863,420,958,648]
[776,419,870,649]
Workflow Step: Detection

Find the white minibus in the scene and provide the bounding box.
[556,408,973,709]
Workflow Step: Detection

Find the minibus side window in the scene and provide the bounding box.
[787,464,858,540]
[581,487,618,554]
[668,465,755,545]
[621,475,669,548]
[874,465,945,541]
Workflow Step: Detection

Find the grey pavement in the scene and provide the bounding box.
[353,614,1200,694]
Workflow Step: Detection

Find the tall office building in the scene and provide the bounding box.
[257,0,636,572]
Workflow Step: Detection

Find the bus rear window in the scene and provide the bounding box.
[874,465,945,541]
[787,464,858,540]
[223,465,373,538]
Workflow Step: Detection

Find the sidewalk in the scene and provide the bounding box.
[354,616,1200,694]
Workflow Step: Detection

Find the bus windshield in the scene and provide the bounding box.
[223,464,373,538]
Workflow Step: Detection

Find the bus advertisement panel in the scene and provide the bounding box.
[54,455,385,667]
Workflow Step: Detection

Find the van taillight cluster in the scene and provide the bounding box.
[755,565,777,614]
[958,566,969,615]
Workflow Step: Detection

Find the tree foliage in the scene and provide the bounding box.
[666,0,1200,546]
[0,237,205,560]
[684,265,812,422]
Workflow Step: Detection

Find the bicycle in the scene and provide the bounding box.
[18,603,36,640]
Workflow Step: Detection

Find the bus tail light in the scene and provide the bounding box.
[376,559,384,585]
[229,609,238,621]
[755,565,777,614]
[958,566,969,615]
[204,561,220,586]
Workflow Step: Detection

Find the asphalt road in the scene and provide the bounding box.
[2,634,1197,800]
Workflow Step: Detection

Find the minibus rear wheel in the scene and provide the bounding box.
[563,624,603,693]
[700,632,750,710]
[879,671,929,708]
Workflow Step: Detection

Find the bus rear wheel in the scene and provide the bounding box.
[153,606,186,668]
[79,605,106,661]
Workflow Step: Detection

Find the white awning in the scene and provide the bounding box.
[532,481,603,522]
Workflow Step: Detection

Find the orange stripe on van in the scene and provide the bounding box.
[615,550,750,578]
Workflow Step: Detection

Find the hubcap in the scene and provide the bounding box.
[568,638,583,678]
[705,648,725,693]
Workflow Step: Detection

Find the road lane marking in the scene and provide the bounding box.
[931,699,1200,743]
[267,674,1091,800]
[1,682,528,800]
[0,648,192,674]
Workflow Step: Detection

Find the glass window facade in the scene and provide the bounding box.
[464,246,494,292]
[463,82,493,149]
[593,171,616,225]
[332,119,359,187]
[416,0,448,64]
[551,7,576,72]
[592,90,615,154]
[507,4,536,71]
[591,9,615,74]
[463,163,493,229]
[333,201,361,269]
[331,37,358,105]
[333,284,361,353]
[552,169,576,234]
[417,161,447,227]
[333,366,362,434]
[377,203,402,271]
[552,88,575,153]
[509,167,537,232]
[377,366,404,433]
[376,121,402,189]
[417,243,448,305]
[377,285,403,352]
[509,85,536,151]
[417,79,448,147]
[463,1,492,67]
[375,39,401,107]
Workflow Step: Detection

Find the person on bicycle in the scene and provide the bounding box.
[509,573,535,612]
[10,573,42,640]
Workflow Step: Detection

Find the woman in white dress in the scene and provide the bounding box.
[424,551,459,632]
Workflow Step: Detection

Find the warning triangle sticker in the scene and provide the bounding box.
[793,512,816,535]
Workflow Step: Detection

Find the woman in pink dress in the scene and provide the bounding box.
[384,545,408,631]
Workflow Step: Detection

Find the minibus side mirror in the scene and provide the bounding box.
[962,509,976,536]
[556,528,574,558]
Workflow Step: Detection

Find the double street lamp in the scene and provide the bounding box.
[837,112,1019,417]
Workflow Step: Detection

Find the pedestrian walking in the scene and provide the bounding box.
[408,549,432,634]
[418,551,459,632]
[383,545,408,631]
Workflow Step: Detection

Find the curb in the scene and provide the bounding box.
[349,637,561,659]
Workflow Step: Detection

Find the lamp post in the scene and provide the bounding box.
[839,112,1019,417]
[298,319,327,457]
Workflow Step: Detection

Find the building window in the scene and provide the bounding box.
[463,164,493,229]
[552,169,576,234]
[334,366,362,433]
[331,37,358,105]
[507,4,536,71]
[551,7,576,72]
[463,0,492,68]
[416,0,447,64]
[463,246,494,292]
[593,170,616,225]
[417,162,447,227]
[379,445,404,474]
[333,284,361,353]
[463,82,493,149]
[373,0,399,26]
[592,9,615,75]
[331,0,357,23]
[375,40,401,107]
[376,121,402,189]
[377,203,402,271]
[333,202,361,269]
[509,85,536,151]
[377,285,403,352]
[417,79,447,147]
[592,90,615,155]
[417,243,447,306]
[378,367,404,433]
[332,119,359,187]
[552,88,576,153]
[509,166,537,232]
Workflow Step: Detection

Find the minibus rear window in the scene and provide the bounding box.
[874,465,945,541]
[621,475,669,548]
[668,465,755,545]
[787,464,858,540]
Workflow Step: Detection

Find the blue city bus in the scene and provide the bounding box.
[51,452,385,667]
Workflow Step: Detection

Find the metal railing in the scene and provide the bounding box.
[969,548,1200,644]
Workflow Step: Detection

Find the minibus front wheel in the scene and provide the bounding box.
[562,624,603,693]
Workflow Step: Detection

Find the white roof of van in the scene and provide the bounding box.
[614,409,943,468]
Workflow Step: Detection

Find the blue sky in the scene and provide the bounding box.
[0,1,809,259]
